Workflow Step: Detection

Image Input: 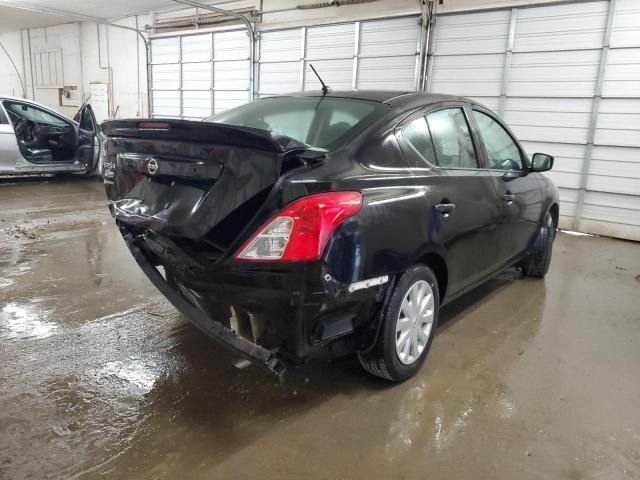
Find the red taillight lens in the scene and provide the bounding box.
[234,191,362,262]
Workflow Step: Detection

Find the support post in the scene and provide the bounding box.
[574,0,617,230]
[499,8,517,118]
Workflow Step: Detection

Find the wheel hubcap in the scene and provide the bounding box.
[395,280,435,365]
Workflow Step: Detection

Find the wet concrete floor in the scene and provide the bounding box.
[1,177,639,479]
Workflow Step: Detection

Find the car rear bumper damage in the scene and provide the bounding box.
[118,225,392,376]
[122,231,287,376]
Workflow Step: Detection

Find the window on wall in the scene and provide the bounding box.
[472,110,523,171]
[425,108,477,169]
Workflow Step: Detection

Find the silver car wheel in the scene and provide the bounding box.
[395,280,435,365]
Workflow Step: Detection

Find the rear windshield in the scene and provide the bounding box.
[205,97,387,148]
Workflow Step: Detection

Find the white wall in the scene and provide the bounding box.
[0,17,149,120]
[0,30,26,98]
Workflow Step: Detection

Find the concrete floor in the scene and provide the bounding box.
[1,177,639,480]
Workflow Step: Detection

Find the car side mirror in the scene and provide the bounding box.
[531,153,554,172]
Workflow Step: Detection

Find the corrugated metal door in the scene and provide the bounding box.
[150,29,250,119]
[258,17,421,97]
[587,0,640,239]
[429,0,640,241]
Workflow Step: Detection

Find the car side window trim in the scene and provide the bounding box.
[398,103,483,171]
[0,102,9,124]
[468,106,530,172]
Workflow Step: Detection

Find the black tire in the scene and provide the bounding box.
[358,264,440,382]
[522,212,555,278]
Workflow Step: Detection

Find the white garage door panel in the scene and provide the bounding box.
[303,59,352,91]
[215,60,250,90]
[585,190,640,212]
[306,24,354,60]
[181,34,211,62]
[182,90,211,118]
[260,29,301,62]
[596,101,640,148]
[582,203,640,227]
[504,102,590,144]
[433,10,511,55]
[579,219,640,239]
[431,54,504,96]
[258,17,421,97]
[181,62,211,90]
[602,48,640,98]
[520,140,586,161]
[610,0,640,47]
[509,50,600,97]
[151,64,179,90]
[357,57,416,90]
[594,126,640,148]
[151,29,250,120]
[510,124,588,145]
[513,1,608,52]
[259,61,299,94]
[505,96,593,114]
[520,141,584,186]
[543,170,581,190]
[469,97,500,110]
[431,1,640,240]
[214,31,249,60]
[592,145,640,163]
[505,99,591,143]
[151,37,179,64]
[214,91,249,114]
[587,174,640,197]
[359,17,419,57]
[589,160,640,181]
[152,90,180,117]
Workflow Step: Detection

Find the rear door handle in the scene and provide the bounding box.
[435,203,456,217]
[503,193,515,204]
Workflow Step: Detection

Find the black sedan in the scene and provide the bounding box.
[102,91,558,382]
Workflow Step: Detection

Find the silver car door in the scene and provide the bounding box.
[0,104,18,172]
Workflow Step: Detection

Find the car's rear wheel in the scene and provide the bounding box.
[522,212,555,278]
[358,265,439,382]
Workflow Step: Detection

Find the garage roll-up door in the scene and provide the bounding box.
[429,0,640,241]
[258,16,421,96]
[150,29,250,119]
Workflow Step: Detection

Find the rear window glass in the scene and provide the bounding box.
[205,97,386,148]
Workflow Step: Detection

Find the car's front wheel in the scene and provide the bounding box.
[522,211,555,278]
[358,264,440,382]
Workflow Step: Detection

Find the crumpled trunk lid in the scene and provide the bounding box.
[102,119,312,243]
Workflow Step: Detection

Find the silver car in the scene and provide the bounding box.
[0,96,102,176]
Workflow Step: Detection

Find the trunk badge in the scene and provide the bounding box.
[147,158,159,175]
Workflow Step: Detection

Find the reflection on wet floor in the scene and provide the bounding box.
[1,177,639,480]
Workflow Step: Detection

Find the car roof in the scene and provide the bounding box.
[273,90,475,110]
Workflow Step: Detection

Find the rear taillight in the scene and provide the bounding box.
[234,191,362,262]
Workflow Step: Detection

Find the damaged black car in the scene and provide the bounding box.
[102,91,559,382]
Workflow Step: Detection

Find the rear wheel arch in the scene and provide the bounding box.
[416,252,448,303]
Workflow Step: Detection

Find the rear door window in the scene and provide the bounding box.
[401,116,438,166]
[425,108,477,169]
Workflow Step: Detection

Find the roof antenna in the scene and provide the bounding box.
[309,64,330,96]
